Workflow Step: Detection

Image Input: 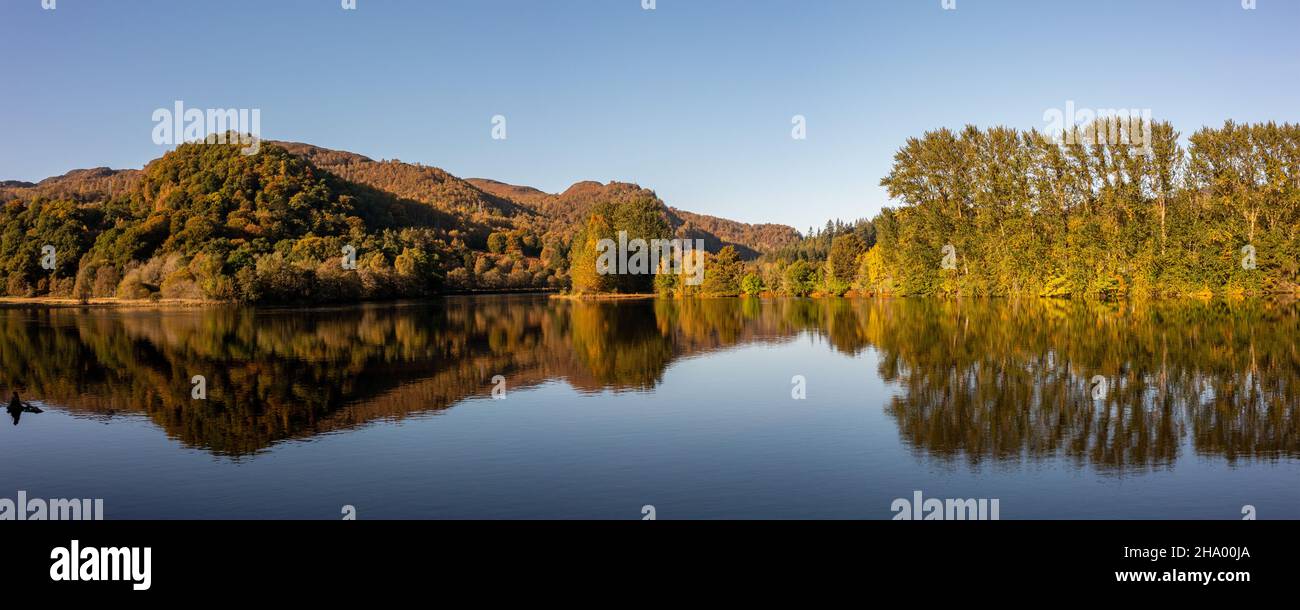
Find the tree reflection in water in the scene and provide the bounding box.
[1,296,1296,469]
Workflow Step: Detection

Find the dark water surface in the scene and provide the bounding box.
[1,295,1297,519]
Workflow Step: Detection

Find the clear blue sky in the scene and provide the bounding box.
[3,0,1298,230]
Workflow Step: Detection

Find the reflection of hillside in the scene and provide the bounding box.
[4,297,1297,465]
[0,297,803,456]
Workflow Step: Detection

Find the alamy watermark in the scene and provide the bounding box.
[1,491,104,520]
[152,101,261,155]
[1043,101,1153,155]
[791,115,807,140]
[891,490,1000,520]
[940,244,957,270]
[491,114,508,140]
[50,540,151,591]
[491,374,507,399]
[596,232,707,286]
[1241,244,1257,270]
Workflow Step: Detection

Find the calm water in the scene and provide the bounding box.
[1,295,1297,519]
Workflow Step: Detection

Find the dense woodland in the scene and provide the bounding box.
[605,120,1300,299]
[870,120,1300,298]
[3,120,1297,302]
[0,138,795,302]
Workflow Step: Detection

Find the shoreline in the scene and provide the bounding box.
[0,288,562,309]
[550,293,659,301]
[0,297,219,309]
[2,290,1294,308]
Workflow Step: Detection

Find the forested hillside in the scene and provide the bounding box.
[0,138,798,302]
[1,141,460,301]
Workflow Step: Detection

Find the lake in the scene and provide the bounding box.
[2,295,1297,519]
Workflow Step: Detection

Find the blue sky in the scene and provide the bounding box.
[2,0,1298,230]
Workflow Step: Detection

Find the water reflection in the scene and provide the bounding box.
[2,297,1297,468]
[6,391,42,425]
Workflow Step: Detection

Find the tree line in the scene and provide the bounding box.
[570,120,1299,299]
[869,120,1300,298]
[5,120,1296,302]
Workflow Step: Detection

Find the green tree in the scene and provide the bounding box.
[568,194,671,294]
[702,245,743,295]
[825,233,866,294]
[783,261,817,297]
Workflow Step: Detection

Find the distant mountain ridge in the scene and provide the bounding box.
[5,167,142,201]
[466,177,802,258]
[272,141,801,257]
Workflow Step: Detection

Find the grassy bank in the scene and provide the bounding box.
[0,296,218,308]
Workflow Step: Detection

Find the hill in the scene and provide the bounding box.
[0,139,801,302]
[467,177,801,258]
